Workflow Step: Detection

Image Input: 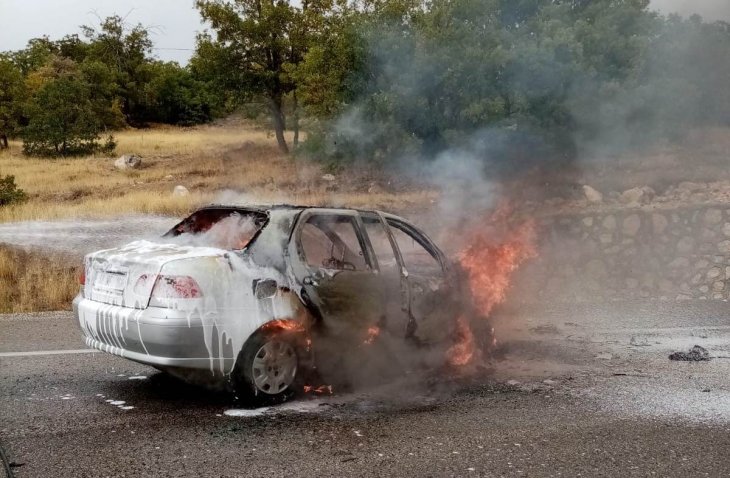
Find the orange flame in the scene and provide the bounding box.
[447,206,538,367]
[363,325,380,345]
[261,319,305,332]
[457,219,537,317]
[303,384,333,395]
[447,315,475,366]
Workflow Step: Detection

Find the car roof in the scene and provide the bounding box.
[195,203,402,219]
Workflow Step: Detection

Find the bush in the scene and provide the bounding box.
[0,175,27,206]
[21,65,115,157]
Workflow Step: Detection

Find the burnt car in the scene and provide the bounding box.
[74,205,462,403]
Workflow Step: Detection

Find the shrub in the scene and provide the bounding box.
[0,175,27,206]
[21,65,115,157]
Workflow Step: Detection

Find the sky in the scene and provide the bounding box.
[0,0,728,65]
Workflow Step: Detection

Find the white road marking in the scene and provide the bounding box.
[0,349,99,357]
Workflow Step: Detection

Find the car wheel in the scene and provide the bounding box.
[231,330,301,406]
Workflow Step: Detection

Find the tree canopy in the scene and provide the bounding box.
[0,3,727,162]
[0,15,216,156]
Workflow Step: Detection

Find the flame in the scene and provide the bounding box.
[363,325,380,345]
[447,205,538,367]
[303,384,333,395]
[457,219,537,317]
[261,319,305,332]
[446,315,475,366]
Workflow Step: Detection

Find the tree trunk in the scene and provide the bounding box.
[293,92,300,149]
[0,134,8,149]
[267,97,289,154]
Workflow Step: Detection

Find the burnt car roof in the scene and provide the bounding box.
[195,204,400,218]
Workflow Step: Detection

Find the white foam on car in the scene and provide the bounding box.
[80,238,300,375]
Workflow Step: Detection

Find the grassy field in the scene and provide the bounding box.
[0,122,435,312]
[0,122,435,223]
[0,245,80,313]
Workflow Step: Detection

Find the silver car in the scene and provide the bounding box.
[74,205,459,404]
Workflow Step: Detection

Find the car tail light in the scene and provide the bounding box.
[150,275,203,302]
[133,274,157,295]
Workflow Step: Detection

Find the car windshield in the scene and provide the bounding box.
[165,209,268,250]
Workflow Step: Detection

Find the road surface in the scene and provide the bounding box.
[2,302,730,477]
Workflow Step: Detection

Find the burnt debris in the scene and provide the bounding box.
[668,345,710,362]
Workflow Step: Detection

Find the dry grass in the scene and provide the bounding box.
[0,124,298,221]
[0,122,434,223]
[0,245,79,313]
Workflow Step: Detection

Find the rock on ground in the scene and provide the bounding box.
[114,154,142,170]
[172,185,190,197]
[582,185,603,203]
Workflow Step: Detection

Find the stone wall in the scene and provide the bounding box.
[513,205,730,302]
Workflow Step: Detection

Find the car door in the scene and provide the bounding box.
[359,212,411,339]
[386,218,455,344]
[289,209,384,342]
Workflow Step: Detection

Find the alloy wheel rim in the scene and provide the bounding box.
[251,339,297,395]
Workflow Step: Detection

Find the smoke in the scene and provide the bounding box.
[285,0,730,393]
[165,212,259,250]
[312,1,729,205]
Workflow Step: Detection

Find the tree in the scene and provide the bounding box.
[22,57,115,156]
[0,57,26,148]
[291,3,365,119]
[139,61,216,126]
[304,0,688,164]
[195,0,330,153]
[81,15,154,125]
[0,175,27,206]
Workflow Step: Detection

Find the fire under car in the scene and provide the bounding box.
[74,205,476,404]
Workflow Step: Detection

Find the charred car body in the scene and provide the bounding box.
[74,205,468,403]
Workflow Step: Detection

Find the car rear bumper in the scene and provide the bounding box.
[73,295,235,372]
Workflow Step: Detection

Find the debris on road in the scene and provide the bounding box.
[668,345,710,361]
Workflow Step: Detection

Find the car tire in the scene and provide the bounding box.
[230,329,302,406]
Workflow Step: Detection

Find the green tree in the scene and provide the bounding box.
[306,0,682,163]
[10,37,57,75]
[140,61,215,125]
[194,0,332,153]
[292,4,365,119]
[81,15,153,125]
[0,175,27,206]
[78,59,126,129]
[0,57,26,148]
[22,57,115,156]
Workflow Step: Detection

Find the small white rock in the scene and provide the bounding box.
[114,154,142,170]
[172,185,190,197]
[582,185,603,203]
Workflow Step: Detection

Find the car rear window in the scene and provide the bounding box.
[165,209,268,250]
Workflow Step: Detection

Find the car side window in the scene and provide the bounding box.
[300,215,369,271]
[388,221,443,277]
[362,215,399,272]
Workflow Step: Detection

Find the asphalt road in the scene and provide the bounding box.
[2,303,730,477]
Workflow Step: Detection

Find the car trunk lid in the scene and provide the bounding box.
[85,240,228,309]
